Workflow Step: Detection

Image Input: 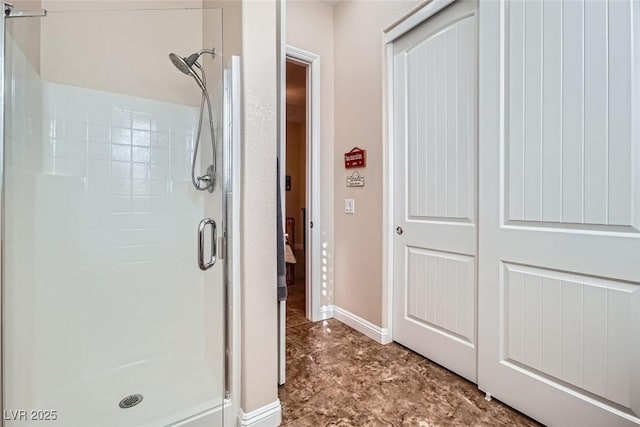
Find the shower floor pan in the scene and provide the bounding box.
[12,356,224,427]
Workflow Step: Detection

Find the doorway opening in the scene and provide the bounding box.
[284,60,308,326]
[278,46,320,385]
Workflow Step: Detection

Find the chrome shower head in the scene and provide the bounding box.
[169,49,216,92]
[169,52,199,75]
[169,52,206,91]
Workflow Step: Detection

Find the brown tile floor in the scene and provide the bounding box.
[279,271,541,427]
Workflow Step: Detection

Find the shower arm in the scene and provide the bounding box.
[4,2,47,17]
[197,48,216,58]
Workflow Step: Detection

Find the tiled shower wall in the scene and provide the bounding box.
[5,34,220,405]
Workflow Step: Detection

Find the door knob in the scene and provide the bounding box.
[396,226,403,235]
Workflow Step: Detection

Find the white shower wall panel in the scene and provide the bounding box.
[35,82,209,396]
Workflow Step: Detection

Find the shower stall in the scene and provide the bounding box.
[1,3,238,426]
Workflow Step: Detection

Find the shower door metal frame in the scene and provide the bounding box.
[222,55,242,427]
[0,7,6,422]
[0,4,48,425]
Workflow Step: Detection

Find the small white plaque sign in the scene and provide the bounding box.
[346,171,365,187]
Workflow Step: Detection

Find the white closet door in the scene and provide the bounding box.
[478,1,640,426]
[392,0,478,383]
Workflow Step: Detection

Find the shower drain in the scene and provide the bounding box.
[119,394,143,409]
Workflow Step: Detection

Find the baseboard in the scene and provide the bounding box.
[238,400,282,427]
[331,305,392,345]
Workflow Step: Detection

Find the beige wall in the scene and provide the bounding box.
[206,0,243,58]
[333,1,421,326]
[41,0,203,11]
[9,1,42,74]
[39,6,211,106]
[287,0,424,326]
[286,0,335,308]
[9,1,227,107]
[285,121,306,246]
[240,0,279,413]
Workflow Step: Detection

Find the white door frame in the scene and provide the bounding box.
[283,45,322,322]
[382,0,460,340]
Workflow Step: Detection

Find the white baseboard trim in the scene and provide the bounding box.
[238,400,282,427]
[319,304,334,320]
[331,305,392,345]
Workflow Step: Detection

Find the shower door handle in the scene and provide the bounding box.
[198,218,217,270]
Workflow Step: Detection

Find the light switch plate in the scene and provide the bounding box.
[344,199,355,214]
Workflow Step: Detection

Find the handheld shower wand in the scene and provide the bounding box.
[169,48,217,192]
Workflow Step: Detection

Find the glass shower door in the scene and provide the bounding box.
[2,6,226,427]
